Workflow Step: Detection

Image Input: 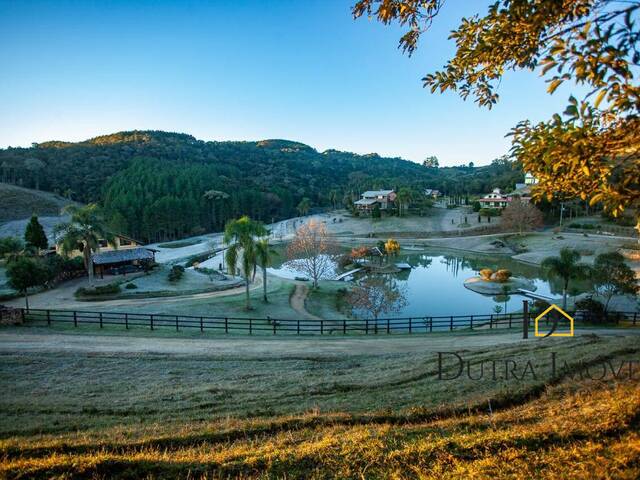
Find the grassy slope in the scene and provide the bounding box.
[0,183,73,223]
[1,332,638,478]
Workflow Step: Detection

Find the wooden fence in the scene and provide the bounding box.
[20,308,639,336]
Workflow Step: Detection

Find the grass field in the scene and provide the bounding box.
[0,182,74,223]
[1,329,638,478]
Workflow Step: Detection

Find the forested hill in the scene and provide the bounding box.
[0,130,523,242]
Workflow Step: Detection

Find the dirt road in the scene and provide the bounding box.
[289,283,321,320]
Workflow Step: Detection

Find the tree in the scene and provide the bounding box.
[347,276,407,324]
[203,190,230,232]
[287,220,337,288]
[422,156,439,168]
[396,188,413,216]
[297,197,312,217]
[224,216,268,310]
[54,204,115,284]
[23,157,45,190]
[541,247,590,309]
[591,252,638,312]
[353,0,640,233]
[0,236,24,262]
[384,238,400,256]
[24,214,48,251]
[6,256,49,309]
[255,237,277,303]
[501,201,544,234]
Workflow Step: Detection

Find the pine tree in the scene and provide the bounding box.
[24,214,48,251]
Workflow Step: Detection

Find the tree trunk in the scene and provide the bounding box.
[24,291,29,310]
[84,247,95,285]
[562,281,568,309]
[245,277,251,310]
[262,266,268,302]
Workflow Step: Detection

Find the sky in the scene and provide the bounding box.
[0,0,582,166]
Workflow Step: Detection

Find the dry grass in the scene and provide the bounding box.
[1,333,639,478]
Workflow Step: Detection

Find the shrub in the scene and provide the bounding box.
[575,296,606,323]
[479,208,500,217]
[336,254,352,269]
[125,283,137,290]
[76,283,121,297]
[479,268,493,280]
[168,265,185,282]
[492,269,512,282]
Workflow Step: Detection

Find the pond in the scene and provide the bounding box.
[270,249,593,318]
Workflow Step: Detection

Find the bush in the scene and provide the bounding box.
[471,200,481,212]
[575,296,606,323]
[492,269,512,282]
[76,283,121,297]
[125,282,137,290]
[479,208,500,217]
[336,254,353,269]
[168,265,185,282]
[479,268,493,280]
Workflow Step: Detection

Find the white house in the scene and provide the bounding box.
[478,188,511,209]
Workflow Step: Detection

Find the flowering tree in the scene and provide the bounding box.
[287,220,338,288]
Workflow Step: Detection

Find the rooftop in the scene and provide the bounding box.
[92,247,155,265]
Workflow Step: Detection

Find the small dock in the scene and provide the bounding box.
[517,289,555,301]
[335,268,364,281]
[395,262,412,270]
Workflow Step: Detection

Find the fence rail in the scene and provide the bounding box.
[18,308,640,336]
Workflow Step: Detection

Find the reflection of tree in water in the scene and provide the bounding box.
[347,274,408,321]
[413,254,434,269]
[441,255,472,277]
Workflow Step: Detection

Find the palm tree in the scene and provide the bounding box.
[396,188,413,216]
[224,216,268,310]
[54,204,115,284]
[541,247,589,309]
[255,238,277,303]
[297,197,312,217]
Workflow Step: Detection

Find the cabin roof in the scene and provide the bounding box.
[91,247,155,265]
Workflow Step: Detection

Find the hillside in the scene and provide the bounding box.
[0,183,74,223]
[0,131,524,241]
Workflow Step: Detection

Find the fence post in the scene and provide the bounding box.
[297,319,300,335]
[45,309,50,326]
[320,320,324,335]
[509,313,512,328]
[73,311,77,328]
[365,319,369,334]
[99,312,103,329]
[249,318,252,335]
[470,315,473,330]
[150,314,154,331]
[409,317,412,334]
[450,316,453,331]
[225,317,228,334]
[634,312,637,326]
[271,317,276,335]
[125,313,129,330]
[343,319,346,335]
[522,300,529,339]
[387,318,390,334]
[489,314,493,329]
[175,315,179,332]
[429,318,433,333]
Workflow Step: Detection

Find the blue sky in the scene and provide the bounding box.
[0,0,580,166]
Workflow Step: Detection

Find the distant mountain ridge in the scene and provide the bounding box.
[0,130,522,241]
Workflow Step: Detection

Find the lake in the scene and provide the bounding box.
[270,249,592,318]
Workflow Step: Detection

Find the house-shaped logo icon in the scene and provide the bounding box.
[534,304,574,337]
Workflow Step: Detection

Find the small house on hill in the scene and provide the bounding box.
[479,188,511,209]
[354,190,396,213]
[92,247,157,278]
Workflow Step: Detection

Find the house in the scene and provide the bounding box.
[354,189,396,213]
[92,247,157,278]
[478,188,512,209]
[55,234,156,277]
[524,172,538,185]
[424,189,441,199]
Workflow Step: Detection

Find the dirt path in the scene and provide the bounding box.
[290,283,321,320]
